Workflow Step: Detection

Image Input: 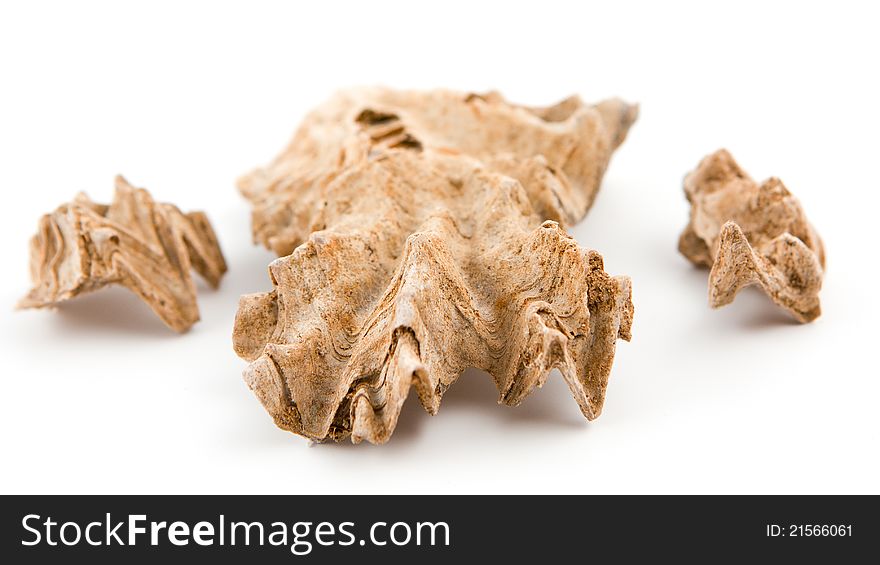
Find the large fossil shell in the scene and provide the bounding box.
[233,88,637,443]
[679,149,825,323]
[19,176,227,332]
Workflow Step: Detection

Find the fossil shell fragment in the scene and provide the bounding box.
[233,88,637,444]
[679,149,825,323]
[19,176,228,332]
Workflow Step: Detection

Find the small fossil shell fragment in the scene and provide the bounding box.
[234,87,637,444]
[19,176,228,332]
[679,149,825,323]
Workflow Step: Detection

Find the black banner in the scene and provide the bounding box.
[2,496,876,562]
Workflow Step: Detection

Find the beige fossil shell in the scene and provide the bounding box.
[19,176,227,332]
[679,149,825,323]
[233,88,637,443]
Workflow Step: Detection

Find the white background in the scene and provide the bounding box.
[1,1,877,494]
